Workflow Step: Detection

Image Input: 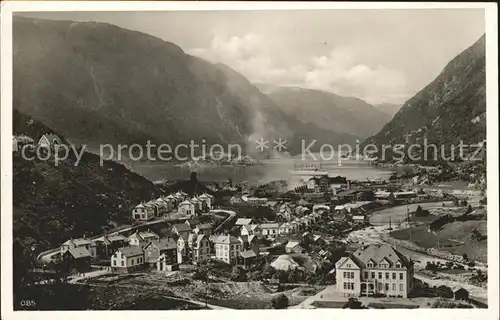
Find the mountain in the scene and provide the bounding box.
[256,84,392,138]
[373,103,401,117]
[13,109,163,251]
[13,16,357,158]
[362,35,486,161]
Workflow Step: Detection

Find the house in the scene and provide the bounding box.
[178,200,195,216]
[235,218,254,226]
[190,196,202,211]
[230,195,244,205]
[93,234,128,258]
[335,244,414,298]
[172,224,192,240]
[328,176,348,189]
[157,254,180,272]
[174,191,188,201]
[177,236,188,263]
[60,238,95,258]
[198,193,214,210]
[279,223,292,235]
[143,238,177,265]
[185,217,201,228]
[153,198,170,215]
[239,250,258,268]
[260,223,280,239]
[38,133,63,149]
[286,241,304,254]
[61,247,92,273]
[240,224,261,237]
[452,287,469,301]
[13,135,35,152]
[187,233,211,264]
[193,223,212,236]
[278,204,293,221]
[213,235,241,264]
[132,203,155,221]
[139,230,160,243]
[243,196,268,205]
[238,235,259,253]
[352,215,367,224]
[111,247,146,273]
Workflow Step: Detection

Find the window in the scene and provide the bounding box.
[343,271,348,278]
[351,272,355,279]
[400,284,404,291]
[392,272,396,280]
[371,272,375,279]
[396,262,402,268]
[113,260,117,266]
[343,282,354,290]
[392,283,396,291]
[364,272,368,279]
[367,262,373,268]
[385,272,389,279]
[347,263,352,268]
[121,260,124,267]
[378,272,382,279]
[400,273,404,280]
[385,283,389,291]
[377,283,383,291]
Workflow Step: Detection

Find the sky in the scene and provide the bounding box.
[21,9,485,105]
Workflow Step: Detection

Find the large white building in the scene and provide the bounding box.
[335,244,414,298]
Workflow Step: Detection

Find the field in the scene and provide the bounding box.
[390,220,487,262]
[83,272,324,310]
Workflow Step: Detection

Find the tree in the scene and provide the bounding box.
[462,253,469,261]
[343,297,364,309]
[271,293,289,309]
[230,266,247,282]
[465,205,473,214]
[460,199,468,207]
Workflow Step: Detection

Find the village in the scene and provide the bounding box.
[30,137,488,310]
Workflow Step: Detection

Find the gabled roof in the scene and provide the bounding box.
[145,239,177,251]
[240,250,257,259]
[139,231,159,239]
[286,241,300,249]
[235,218,253,225]
[128,232,144,241]
[186,218,201,225]
[173,224,192,232]
[212,235,240,244]
[179,200,193,206]
[196,223,211,230]
[108,234,127,242]
[135,203,145,209]
[352,244,411,269]
[66,247,91,259]
[260,223,280,229]
[62,238,91,246]
[117,246,144,257]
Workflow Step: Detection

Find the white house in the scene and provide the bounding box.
[38,133,63,149]
[111,247,145,273]
[178,200,195,216]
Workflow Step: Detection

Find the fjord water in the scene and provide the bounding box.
[131,153,395,185]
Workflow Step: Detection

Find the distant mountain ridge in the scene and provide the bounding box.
[255,83,392,138]
[13,16,359,158]
[373,103,401,117]
[363,34,486,160]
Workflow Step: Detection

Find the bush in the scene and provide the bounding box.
[343,297,364,309]
[271,293,289,309]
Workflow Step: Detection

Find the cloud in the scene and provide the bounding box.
[189,34,409,104]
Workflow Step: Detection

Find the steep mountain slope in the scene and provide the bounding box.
[13,110,162,251]
[374,103,401,117]
[362,35,486,160]
[256,84,391,138]
[13,16,356,156]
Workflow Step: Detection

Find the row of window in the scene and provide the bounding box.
[358,271,405,280]
[215,244,240,251]
[366,262,402,268]
[343,282,355,290]
[343,271,355,279]
[346,283,405,292]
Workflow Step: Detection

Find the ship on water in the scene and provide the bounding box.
[289,161,328,176]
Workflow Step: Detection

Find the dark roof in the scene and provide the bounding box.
[336,188,373,197]
[118,246,144,257]
[67,247,91,259]
[196,223,211,230]
[146,239,177,251]
[351,244,411,268]
[240,250,257,259]
[173,224,192,232]
[187,218,201,225]
[328,176,347,183]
